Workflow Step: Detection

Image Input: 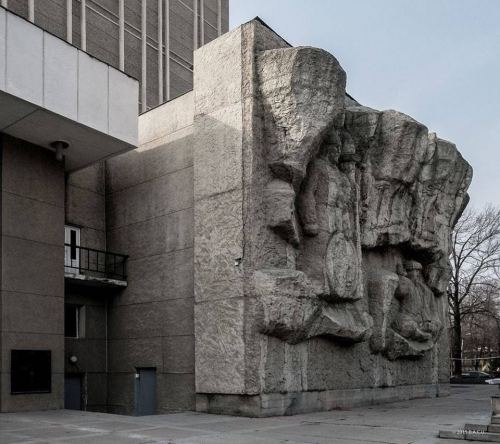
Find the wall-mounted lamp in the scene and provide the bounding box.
[50,140,69,162]
[69,355,78,364]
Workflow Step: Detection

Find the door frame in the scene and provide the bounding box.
[64,225,81,274]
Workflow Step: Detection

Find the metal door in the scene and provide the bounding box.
[134,368,156,416]
[64,374,82,410]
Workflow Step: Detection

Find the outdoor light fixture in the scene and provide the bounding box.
[50,140,69,162]
[69,355,78,364]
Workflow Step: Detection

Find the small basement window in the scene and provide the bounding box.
[65,304,85,338]
[11,350,51,394]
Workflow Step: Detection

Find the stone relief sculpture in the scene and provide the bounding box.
[254,46,472,359]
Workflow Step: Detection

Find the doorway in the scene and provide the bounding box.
[64,374,83,410]
[134,368,156,416]
[64,225,80,274]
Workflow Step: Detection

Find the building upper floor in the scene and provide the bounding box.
[1,0,229,111]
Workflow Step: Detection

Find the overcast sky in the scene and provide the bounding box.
[230,0,500,209]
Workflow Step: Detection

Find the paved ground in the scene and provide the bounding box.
[0,385,496,444]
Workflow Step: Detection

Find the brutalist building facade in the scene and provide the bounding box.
[0,0,227,414]
[1,2,469,418]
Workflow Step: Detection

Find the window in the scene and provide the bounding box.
[64,225,80,273]
[65,304,85,338]
[11,350,51,394]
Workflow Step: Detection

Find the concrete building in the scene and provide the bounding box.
[1,0,228,109]
[0,3,471,418]
[0,0,228,414]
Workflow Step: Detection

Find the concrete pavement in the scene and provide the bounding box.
[0,385,496,444]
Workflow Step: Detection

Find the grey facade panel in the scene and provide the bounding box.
[0,135,65,412]
[3,0,228,110]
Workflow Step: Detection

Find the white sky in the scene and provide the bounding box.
[230,0,500,209]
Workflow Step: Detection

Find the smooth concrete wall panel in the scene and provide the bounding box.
[109,68,139,146]
[106,134,193,194]
[66,185,106,231]
[138,92,194,148]
[66,162,106,250]
[5,12,44,106]
[105,95,196,413]
[162,335,194,373]
[107,166,193,230]
[77,52,109,134]
[107,372,135,415]
[158,373,195,413]
[2,192,63,246]
[118,249,193,306]
[108,337,163,374]
[2,292,64,335]
[67,162,106,194]
[65,339,107,373]
[109,298,193,340]
[107,208,193,260]
[65,290,108,411]
[43,32,78,121]
[0,135,65,412]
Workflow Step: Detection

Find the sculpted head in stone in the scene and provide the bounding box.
[254,45,472,359]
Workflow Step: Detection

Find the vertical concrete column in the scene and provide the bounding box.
[193,0,198,50]
[157,0,163,103]
[66,0,72,44]
[141,0,147,112]
[193,28,246,396]
[0,136,65,412]
[81,0,86,51]
[28,0,34,22]
[165,0,170,101]
[192,20,295,415]
[118,0,124,71]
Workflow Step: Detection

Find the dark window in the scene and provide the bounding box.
[70,230,77,260]
[65,304,79,338]
[11,350,51,394]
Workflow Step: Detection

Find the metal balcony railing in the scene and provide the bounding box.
[64,244,128,281]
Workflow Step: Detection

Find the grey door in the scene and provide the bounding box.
[134,368,156,416]
[64,374,82,410]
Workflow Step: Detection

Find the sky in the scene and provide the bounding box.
[230,0,500,209]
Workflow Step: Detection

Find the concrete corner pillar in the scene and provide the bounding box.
[193,26,246,396]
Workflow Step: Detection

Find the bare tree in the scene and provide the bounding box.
[449,206,500,375]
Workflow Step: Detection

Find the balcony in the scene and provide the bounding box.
[0,7,138,172]
[64,244,128,288]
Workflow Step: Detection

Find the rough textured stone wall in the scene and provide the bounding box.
[194,19,472,416]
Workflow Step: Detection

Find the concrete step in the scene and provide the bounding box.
[492,416,500,424]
